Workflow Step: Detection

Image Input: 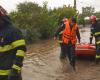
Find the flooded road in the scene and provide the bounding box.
[22,27,100,80]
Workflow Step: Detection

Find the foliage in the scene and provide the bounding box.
[94,11,100,20]
[78,6,95,26]
[82,6,95,17]
[10,2,76,43]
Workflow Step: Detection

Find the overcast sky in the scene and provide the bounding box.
[0,0,100,13]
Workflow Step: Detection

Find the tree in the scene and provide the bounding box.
[94,12,100,19]
[82,6,95,17]
[10,2,76,43]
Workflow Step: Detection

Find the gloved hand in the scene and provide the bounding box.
[8,69,22,80]
[54,36,57,40]
[70,60,76,71]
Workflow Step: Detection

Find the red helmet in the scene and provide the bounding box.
[0,6,7,16]
[89,15,96,21]
[63,18,68,22]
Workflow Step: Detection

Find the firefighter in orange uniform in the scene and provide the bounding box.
[62,16,80,70]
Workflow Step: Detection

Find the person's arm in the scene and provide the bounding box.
[54,24,65,39]
[8,28,26,80]
[9,28,26,74]
[12,29,26,72]
[76,27,81,43]
[90,26,95,44]
[90,33,93,44]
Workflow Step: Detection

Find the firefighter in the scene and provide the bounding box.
[0,6,26,80]
[54,17,68,59]
[62,16,80,70]
[89,15,100,64]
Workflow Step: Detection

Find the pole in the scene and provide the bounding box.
[74,0,76,11]
[74,0,79,23]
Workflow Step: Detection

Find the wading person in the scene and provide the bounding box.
[55,16,80,70]
[54,18,68,59]
[89,15,100,64]
[0,6,26,80]
[62,16,80,70]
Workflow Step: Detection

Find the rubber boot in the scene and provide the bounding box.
[70,61,76,71]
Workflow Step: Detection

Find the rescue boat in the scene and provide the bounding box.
[75,43,96,57]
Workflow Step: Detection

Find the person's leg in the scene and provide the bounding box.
[66,42,73,63]
[59,43,68,72]
[70,45,76,70]
[66,45,71,62]
[95,44,100,64]
[62,43,72,63]
[60,43,67,59]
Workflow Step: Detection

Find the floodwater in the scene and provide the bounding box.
[22,27,100,80]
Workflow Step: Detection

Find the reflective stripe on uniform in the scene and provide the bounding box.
[96,55,100,59]
[16,50,25,57]
[12,64,21,71]
[0,45,12,52]
[0,39,25,53]
[0,70,10,75]
[95,32,100,36]
[12,39,25,48]
[96,41,100,44]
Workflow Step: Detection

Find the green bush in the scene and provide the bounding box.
[10,2,76,43]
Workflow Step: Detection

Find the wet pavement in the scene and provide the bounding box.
[22,27,100,80]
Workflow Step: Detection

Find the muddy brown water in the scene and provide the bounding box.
[22,27,100,80]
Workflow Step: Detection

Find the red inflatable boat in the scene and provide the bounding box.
[75,43,96,57]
